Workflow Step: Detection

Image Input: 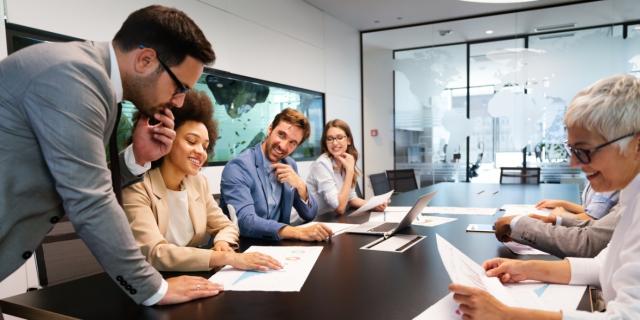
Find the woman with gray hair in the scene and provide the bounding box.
[448,74,640,319]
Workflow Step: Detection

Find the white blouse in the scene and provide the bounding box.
[564,174,640,319]
[306,153,357,215]
[164,188,195,247]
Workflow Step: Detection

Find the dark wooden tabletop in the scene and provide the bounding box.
[1,183,585,320]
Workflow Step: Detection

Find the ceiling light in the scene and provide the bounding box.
[538,33,575,40]
[534,23,576,32]
[459,0,539,3]
[485,30,494,34]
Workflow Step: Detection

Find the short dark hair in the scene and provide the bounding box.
[113,5,215,66]
[270,108,311,144]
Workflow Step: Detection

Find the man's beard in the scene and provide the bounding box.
[265,140,286,163]
[124,73,174,118]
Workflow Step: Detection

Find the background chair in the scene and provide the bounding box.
[355,182,364,199]
[386,169,418,193]
[34,216,103,287]
[499,167,541,184]
[369,172,391,196]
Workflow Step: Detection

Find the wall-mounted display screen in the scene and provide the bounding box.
[195,69,324,165]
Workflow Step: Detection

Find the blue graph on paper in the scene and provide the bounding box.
[534,284,550,297]
[232,271,264,286]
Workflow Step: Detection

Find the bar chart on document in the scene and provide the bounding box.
[209,246,323,291]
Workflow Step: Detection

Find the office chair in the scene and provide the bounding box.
[369,172,391,196]
[34,216,103,287]
[469,152,483,178]
[355,182,364,199]
[499,167,541,184]
[386,169,418,193]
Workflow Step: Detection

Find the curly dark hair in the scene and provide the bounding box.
[172,90,218,153]
[131,90,218,168]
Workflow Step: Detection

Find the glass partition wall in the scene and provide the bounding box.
[362,0,640,191]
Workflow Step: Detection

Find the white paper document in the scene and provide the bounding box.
[424,207,497,215]
[369,211,456,227]
[414,215,457,227]
[435,234,515,306]
[413,293,462,320]
[504,241,550,256]
[209,246,322,291]
[350,190,394,216]
[501,204,550,217]
[303,222,357,236]
[420,235,586,319]
[386,206,496,216]
[415,282,586,320]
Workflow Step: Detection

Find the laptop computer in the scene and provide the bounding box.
[347,191,437,237]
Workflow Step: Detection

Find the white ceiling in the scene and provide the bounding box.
[303,0,585,31]
[354,0,640,50]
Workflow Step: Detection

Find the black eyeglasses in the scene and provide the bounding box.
[326,135,347,143]
[139,45,190,95]
[157,58,190,95]
[564,132,636,164]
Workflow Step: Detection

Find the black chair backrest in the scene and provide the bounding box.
[499,167,541,184]
[35,216,103,287]
[369,172,391,196]
[355,181,364,199]
[386,169,418,192]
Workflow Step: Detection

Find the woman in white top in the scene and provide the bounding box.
[449,74,640,319]
[124,91,281,272]
[307,119,387,215]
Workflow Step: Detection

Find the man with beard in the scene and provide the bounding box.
[221,108,331,241]
[0,5,221,307]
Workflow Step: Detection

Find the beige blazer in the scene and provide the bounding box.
[123,168,239,272]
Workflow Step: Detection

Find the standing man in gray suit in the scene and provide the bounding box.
[0,5,220,306]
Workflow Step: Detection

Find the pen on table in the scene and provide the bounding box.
[492,190,500,195]
[476,190,485,195]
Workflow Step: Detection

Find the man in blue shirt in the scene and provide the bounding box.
[221,108,331,241]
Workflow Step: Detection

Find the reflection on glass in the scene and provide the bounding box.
[394,44,467,186]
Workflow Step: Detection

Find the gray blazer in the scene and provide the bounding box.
[510,205,621,258]
[0,41,162,303]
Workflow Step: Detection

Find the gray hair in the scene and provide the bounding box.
[564,74,640,152]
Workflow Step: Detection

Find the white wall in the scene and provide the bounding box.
[362,47,395,197]
[2,0,360,192]
[0,0,360,302]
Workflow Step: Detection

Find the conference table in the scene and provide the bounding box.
[1,182,586,319]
